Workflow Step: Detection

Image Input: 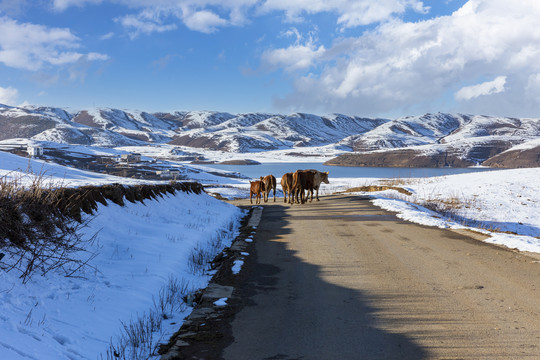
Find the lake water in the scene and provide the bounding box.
[200,162,500,180]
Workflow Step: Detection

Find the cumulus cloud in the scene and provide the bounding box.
[0,85,18,105]
[262,28,326,72]
[271,0,540,116]
[182,9,228,33]
[455,76,507,101]
[0,16,108,71]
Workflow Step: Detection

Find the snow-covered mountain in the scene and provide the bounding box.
[1,104,539,167]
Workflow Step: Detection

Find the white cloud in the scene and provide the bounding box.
[51,0,428,36]
[0,85,18,105]
[262,43,326,72]
[260,0,429,27]
[100,32,114,40]
[455,76,506,101]
[0,16,108,71]
[0,0,29,16]
[182,9,228,33]
[271,0,540,116]
[262,28,326,72]
[52,0,103,12]
[115,11,177,39]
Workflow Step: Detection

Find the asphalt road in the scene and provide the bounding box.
[217,194,540,360]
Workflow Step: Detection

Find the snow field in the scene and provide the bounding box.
[0,190,244,359]
[351,168,540,254]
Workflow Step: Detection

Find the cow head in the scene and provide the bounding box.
[321,171,329,184]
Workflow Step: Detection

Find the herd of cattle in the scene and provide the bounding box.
[249,169,330,205]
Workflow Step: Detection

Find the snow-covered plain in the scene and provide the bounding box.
[0,152,244,359]
[366,168,540,254]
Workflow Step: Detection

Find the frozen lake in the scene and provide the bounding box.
[198,162,500,180]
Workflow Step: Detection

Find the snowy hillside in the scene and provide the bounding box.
[1,104,540,167]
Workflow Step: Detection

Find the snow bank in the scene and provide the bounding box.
[0,189,244,359]
[361,168,540,254]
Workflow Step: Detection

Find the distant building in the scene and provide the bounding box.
[169,170,180,179]
[27,145,44,158]
[156,169,181,179]
[120,153,142,163]
[156,170,170,178]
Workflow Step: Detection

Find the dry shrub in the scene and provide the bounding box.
[0,174,95,283]
[0,176,204,283]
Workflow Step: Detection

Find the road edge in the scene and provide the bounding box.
[158,206,263,359]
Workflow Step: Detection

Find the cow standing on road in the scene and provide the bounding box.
[250,177,265,204]
[262,174,277,202]
[291,170,314,204]
[305,170,329,202]
[281,172,294,204]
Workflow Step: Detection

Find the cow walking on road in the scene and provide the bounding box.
[291,169,330,204]
[262,174,277,202]
[250,177,265,204]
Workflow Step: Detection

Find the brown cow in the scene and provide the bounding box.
[304,169,329,202]
[280,172,294,204]
[262,174,277,202]
[249,177,265,204]
[291,170,315,204]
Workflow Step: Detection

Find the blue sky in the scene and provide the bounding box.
[1,0,540,118]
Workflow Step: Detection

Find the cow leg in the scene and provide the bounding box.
[273,186,276,202]
[250,191,253,204]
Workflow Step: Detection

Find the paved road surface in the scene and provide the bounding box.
[217,195,540,359]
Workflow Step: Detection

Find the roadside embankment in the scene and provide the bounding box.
[0,180,203,282]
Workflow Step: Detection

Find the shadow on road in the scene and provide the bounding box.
[222,201,428,360]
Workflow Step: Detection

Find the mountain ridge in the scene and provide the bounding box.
[1,104,539,168]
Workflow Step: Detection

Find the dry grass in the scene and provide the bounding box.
[344,185,413,196]
[0,173,204,283]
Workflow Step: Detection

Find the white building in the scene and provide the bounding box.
[27,146,44,158]
[120,153,142,163]
[156,169,181,179]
